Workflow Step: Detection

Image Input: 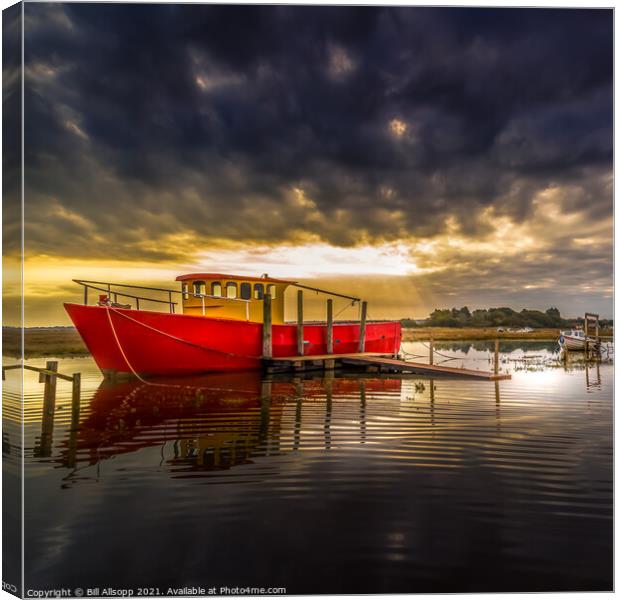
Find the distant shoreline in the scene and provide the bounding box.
[401,327,565,342]
[4,325,610,358]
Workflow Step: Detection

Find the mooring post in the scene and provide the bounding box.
[40,360,58,457]
[71,373,81,430]
[297,290,304,356]
[83,285,88,306]
[66,373,81,469]
[358,301,368,353]
[494,339,499,375]
[429,335,434,365]
[325,299,335,370]
[263,293,273,359]
[326,299,334,354]
[584,315,589,358]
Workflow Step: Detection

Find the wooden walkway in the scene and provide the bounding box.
[266,353,511,381]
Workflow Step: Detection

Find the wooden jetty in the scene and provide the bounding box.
[262,294,510,380]
[3,361,82,461]
[265,352,511,381]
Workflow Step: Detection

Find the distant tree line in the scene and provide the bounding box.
[402,307,613,329]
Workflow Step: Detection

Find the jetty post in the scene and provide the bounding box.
[262,293,273,359]
[296,290,304,356]
[326,299,334,370]
[584,312,600,359]
[40,361,58,457]
[71,372,81,428]
[429,335,434,365]
[358,301,368,353]
[494,339,500,375]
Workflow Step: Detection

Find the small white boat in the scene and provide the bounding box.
[558,329,599,351]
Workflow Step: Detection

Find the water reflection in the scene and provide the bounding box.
[58,373,404,481]
[7,341,613,593]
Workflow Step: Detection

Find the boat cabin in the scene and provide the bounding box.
[175,273,294,324]
[561,330,585,338]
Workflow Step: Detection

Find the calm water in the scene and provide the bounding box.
[4,341,613,593]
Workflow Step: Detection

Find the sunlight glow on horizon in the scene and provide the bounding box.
[194,242,422,278]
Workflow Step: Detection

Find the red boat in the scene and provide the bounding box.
[65,273,402,379]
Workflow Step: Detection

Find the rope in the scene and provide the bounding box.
[106,308,267,391]
[106,306,155,385]
[334,300,356,320]
[416,340,463,361]
[109,307,259,360]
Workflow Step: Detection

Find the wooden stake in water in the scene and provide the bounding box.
[326,299,334,355]
[40,361,58,457]
[358,301,368,353]
[494,339,499,375]
[297,290,304,356]
[429,335,434,365]
[262,293,272,359]
[71,373,81,429]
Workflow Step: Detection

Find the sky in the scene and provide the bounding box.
[3,4,613,325]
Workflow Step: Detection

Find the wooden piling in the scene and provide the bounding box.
[262,293,273,359]
[43,361,58,415]
[358,301,368,353]
[83,285,88,306]
[429,335,434,365]
[595,320,600,359]
[326,299,334,354]
[71,373,81,430]
[494,339,499,375]
[297,290,304,356]
[40,361,58,457]
[325,299,335,369]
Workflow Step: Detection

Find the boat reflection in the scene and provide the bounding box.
[60,373,402,478]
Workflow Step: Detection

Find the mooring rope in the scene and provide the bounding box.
[334,300,357,320]
[109,307,260,360]
[415,340,463,361]
[105,306,168,386]
[106,307,266,391]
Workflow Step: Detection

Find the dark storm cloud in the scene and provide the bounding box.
[19,4,612,269]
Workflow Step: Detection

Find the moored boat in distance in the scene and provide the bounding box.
[558,329,599,351]
[64,273,402,379]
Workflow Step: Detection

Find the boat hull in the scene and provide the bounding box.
[64,303,402,377]
[559,334,598,351]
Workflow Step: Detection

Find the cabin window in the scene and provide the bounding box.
[211,281,222,297]
[193,280,205,296]
[181,283,189,300]
[240,282,251,300]
[226,282,238,299]
[267,284,276,299]
[253,283,264,299]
